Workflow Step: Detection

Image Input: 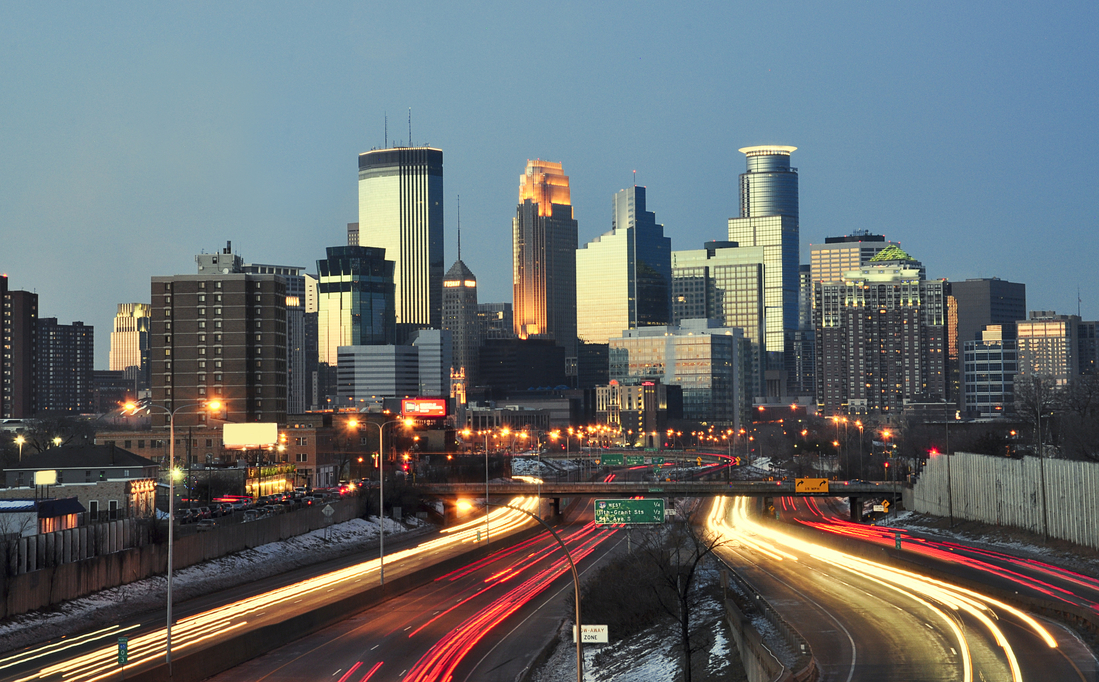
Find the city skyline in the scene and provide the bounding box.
[1,3,1097,368]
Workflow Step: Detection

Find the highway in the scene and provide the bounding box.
[206,500,620,682]
[710,496,1098,681]
[0,498,546,682]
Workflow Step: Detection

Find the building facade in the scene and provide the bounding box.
[512,159,578,356]
[815,262,948,416]
[243,263,310,415]
[316,245,396,365]
[2,276,37,418]
[576,186,671,344]
[109,303,151,392]
[963,325,1017,417]
[443,260,479,388]
[336,345,420,405]
[809,232,902,285]
[726,145,800,396]
[36,319,95,414]
[608,319,748,426]
[150,260,288,427]
[357,146,444,340]
[671,241,765,397]
[1015,311,1080,385]
[478,303,514,341]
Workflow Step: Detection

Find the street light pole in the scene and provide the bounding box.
[125,399,220,675]
[483,501,585,682]
[14,435,24,463]
[350,416,412,586]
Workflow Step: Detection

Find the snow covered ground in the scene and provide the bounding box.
[0,515,424,655]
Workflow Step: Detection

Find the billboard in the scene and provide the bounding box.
[223,423,279,448]
[401,398,447,419]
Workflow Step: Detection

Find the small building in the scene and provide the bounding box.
[0,498,86,536]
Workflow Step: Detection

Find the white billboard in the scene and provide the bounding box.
[223,423,278,449]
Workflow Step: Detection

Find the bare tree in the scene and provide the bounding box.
[626,501,730,682]
[1014,375,1060,453]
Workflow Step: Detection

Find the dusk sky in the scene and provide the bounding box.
[2,2,1097,368]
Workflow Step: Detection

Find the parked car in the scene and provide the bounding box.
[196,519,217,531]
[242,509,261,523]
[197,506,212,520]
[218,503,234,516]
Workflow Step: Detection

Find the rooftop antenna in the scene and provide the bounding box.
[633,170,636,186]
[408,107,412,147]
[457,195,461,262]
[384,112,388,148]
[1079,285,1082,317]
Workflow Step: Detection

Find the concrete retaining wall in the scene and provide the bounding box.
[909,452,1099,549]
[0,497,367,619]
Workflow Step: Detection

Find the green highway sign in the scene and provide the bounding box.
[650,457,665,465]
[625,455,645,465]
[118,637,128,665]
[594,498,666,525]
[600,454,624,466]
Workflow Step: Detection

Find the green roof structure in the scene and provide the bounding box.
[869,244,917,263]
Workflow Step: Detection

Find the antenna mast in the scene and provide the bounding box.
[408,108,412,147]
[457,195,461,262]
[384,112,387,148]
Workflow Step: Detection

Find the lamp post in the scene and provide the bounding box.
[469,500,586,682]
[14,435,25,463]
[124,399,221,674]
[348,416,413,586]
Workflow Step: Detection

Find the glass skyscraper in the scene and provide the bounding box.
[357,147,443,341]
[316,246,395,366]
[576,186,671,344]
[512,160,578,356]
[109,302,150,391]
[727,145,800,396]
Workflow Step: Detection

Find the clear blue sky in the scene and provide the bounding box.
[2,1,1097,368]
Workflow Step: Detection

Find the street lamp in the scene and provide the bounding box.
[14,435,25,463]
[461,500,586,682]
[51,436,62,447]
[348,416,413,586]
[124,399,221,674]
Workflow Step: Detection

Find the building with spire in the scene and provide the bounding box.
[443,206,480,390]
[357,146,443,342]
[576,186,671,344]
[513,159,578,357]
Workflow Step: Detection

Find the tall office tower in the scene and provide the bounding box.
[512,159,578,356]
[809,232,902,284]
[151,246,288,427]
[608,319,749,426]
[109,303,151,392]
[2,276,38,418]
[576,186,671,344]
[36,319,95,413]
[790,264,815,398]
[302,273,320,411]
[963,325,1017,417]
[316,246,396,404]
[357,147,443,341]
[671,241,765,398]
[815,259,947,416]
[478,302,514,340]
[443,259,479,388]
[243,263,310,415]
[948,278,1027,348]
[1016,311,1080,386]
[727,146,800,396]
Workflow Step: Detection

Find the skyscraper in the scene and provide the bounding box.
[357,146,443,341]
[443,259,479,388]
[36,319,95,414]
[2,275,38,418]
[815,256,947,415]
[809,232,902,285]
[727,145,800,396]
[576,186,671,344]
[316,246,396,405]
[109,303,150,392]
[1016,311,1080,386]
[242,263,310,415]
[513,159,578,356]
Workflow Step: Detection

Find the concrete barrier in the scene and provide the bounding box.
[0,496,368,619]
[123,525,547,682]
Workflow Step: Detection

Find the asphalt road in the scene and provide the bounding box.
[711,496,1098,682]
[0,499,546,682]
[205,501,621,682]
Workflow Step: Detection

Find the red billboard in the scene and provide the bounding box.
[401,398,447,419]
